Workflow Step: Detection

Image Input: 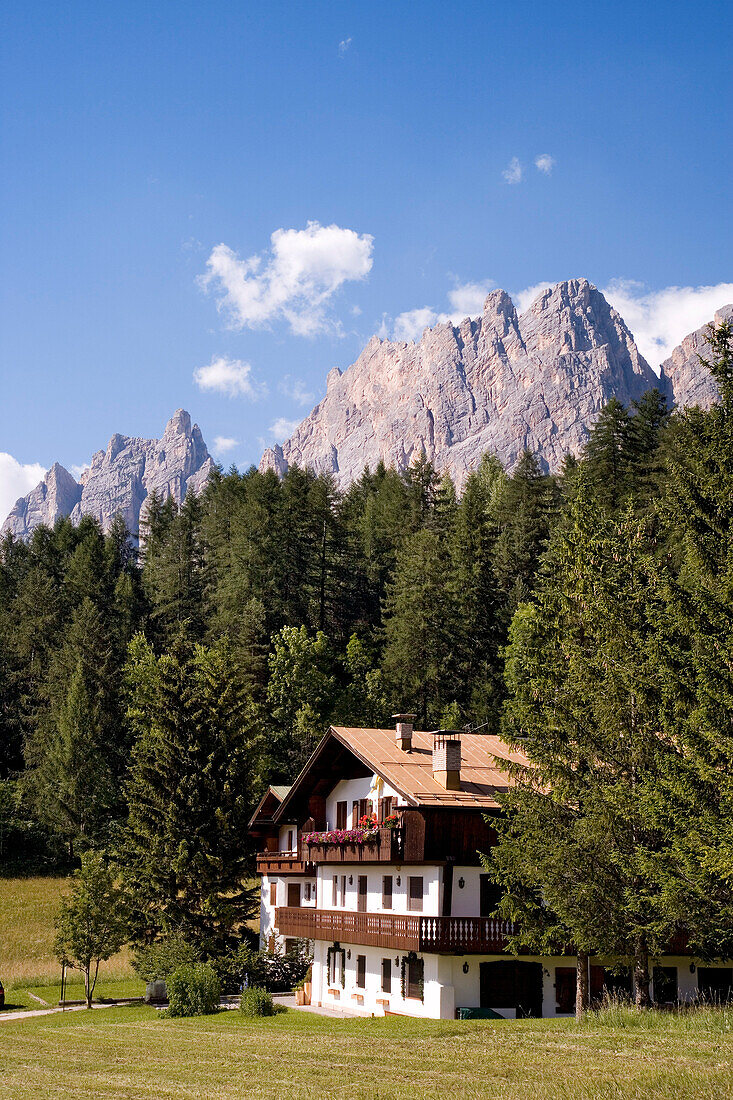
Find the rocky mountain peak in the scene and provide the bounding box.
[261,279,659,488]
[660,303,732,411]
[2,411,214,541]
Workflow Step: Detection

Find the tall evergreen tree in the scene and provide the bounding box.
[121,634,260,954]
[489,486,683,1008]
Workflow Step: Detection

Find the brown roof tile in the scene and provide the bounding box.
[329,726,529,810]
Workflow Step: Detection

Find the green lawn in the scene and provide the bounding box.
[2,1004,733,1099]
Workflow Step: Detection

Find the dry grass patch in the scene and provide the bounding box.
[0,876,134,989]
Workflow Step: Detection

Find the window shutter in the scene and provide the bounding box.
[356,955,366,989]
[382,958,392,993]
[382,875,393,909]
[408,876,424,912]
[352,800,359,827]
[269,883,277,906]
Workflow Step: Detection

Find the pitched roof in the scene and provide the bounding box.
[248,784,292,828]
[331,726,529,809]
[273,726,529,822]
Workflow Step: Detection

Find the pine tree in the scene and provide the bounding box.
[582,397,631,510]
[121,634,260,955]
[381,528,460,726]
[489,485,682,1008]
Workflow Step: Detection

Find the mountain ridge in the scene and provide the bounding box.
[3,280,728,538]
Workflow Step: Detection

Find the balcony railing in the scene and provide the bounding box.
[303,826,400,864]
[255,852,315,875]
[275,907,516,953]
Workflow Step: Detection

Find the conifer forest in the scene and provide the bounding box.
[2,322,733,972]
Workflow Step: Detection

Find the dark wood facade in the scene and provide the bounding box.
[255,852,315,875]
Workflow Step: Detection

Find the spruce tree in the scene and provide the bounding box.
[489,485,682,1008]
[121,634,260,955]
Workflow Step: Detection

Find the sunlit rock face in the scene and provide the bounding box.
[260,279,661,489]
[2,409,213,540]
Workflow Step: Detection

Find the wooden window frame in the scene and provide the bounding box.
[336,800,348,830]
[381,958,392,994]
[356,955,366,989]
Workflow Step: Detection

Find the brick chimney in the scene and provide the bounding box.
[392,713,416,752]
[432,731,461,790]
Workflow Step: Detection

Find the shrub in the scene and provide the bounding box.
[166,963,220,1017]
[239,986,275,1017]
[132,934,199,982]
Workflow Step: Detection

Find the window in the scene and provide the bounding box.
[287,883,301,908]
[269,882,277,907]
[287,829,294,851]
[382,875,393,910]
[480,874,502,917]
[698,967,733,1003]
[381,958,392,993]
[336,800,347,829]
[554,966,575,1014]
[356,955,366,989]
[407,956,424,1000]
[304,883,311,902]
[408,876,424,912]
[357,875,368,912]
[380,796,394,821]
[358,798,369,821]
[285,938,297,954]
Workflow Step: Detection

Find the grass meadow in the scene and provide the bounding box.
[2,1003,733,1099]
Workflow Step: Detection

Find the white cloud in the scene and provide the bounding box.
[535,154,555,174]
[193,356,264,399]
[270,417,301,441]
[603,280,733,367]
[502,157,523,184]
[513,281,554,314]
[278,376,315,406]
[338,37,352,56]
[71,463,89,480]
[213,436,239,455]
[447,280,495,316]
[389,280,495,343]
[393,307,440,343]
[0,453,45,525]
[200,221,374,337]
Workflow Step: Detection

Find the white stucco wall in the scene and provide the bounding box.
[325,775,404,830]
[315,864,441,915]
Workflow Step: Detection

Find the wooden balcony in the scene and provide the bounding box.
[303,827,398,864]
[275,907,516,954]
[255,852,315,876]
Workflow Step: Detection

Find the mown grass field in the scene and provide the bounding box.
[3,1003,733,1099]
[0,877,138,1010]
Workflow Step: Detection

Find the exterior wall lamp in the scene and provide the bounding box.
[458,877,465,889]
[348,875,353,885]
[394,957,399,967]
[347,950,351,960]
[396,875,401,886]
[462,962,469,974]
[690,963,696,974]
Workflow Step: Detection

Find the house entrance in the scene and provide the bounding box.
[479,960,543,1018]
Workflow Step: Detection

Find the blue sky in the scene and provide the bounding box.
[1,0,732,518]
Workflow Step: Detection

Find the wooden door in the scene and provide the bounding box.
[357,875,368,912]
[480,960,543,1018]
[554,966,576,1014]
[287,883,301,908]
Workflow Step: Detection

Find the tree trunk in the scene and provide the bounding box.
[85,967,92,1009]
[634,937,651,1008]
[576,951,589,1020]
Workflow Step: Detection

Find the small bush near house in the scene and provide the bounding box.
[166,963,220,1017]
[239,987,275,1017]
[131,934,199,983]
